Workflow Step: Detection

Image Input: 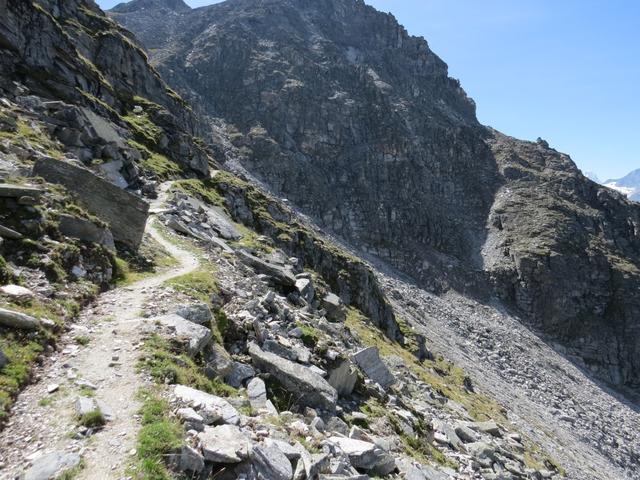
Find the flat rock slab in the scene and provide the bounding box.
[199,424,249,463]
[250,443,293,480]
[58,214,115,250]
[237,250,296,287]
[0,284,34,300]
[328,359,358,397]
[154,314,212,356]
[0,184,43,198]
[174,384,240,425]
[352,346,395,389]
[175,303,213,325]
[0,307,41,330]
[33,157,149,249]
[248,342,337,412]
[326,437,395,475]
[247,377,267,411]
[23,451,81,480]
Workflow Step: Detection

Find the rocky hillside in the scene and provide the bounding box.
[0,1,639,480]
[109,0,640,393]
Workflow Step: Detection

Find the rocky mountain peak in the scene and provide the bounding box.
[111,0,190,13]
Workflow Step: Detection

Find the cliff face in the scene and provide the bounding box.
[108,0,640,392]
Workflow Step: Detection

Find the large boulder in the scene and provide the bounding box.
[175,303,213,325]
[327,437,396,475]
[58,214,115,250]
[328,359,358,397]
[22,451,81,480]
[250,443,293,480]
[153,314,212,356]
[198,424,249,463]
[0,307,42,330]
[174,385,240,425]
[237,250,296,287]
[33,157,149,249]
[248,343,337,411]
[352,347,395,389]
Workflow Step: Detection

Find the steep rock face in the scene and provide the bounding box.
[112,0,639,391]
[0,0,210,177]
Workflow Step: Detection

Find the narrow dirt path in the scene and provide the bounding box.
[0,186,199,479]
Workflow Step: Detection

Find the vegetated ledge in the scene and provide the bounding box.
[174,171,401,342]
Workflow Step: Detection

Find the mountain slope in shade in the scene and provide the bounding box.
[108,0,640,393]
[605,169,640,201]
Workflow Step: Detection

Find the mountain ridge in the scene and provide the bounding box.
[604,168,640,201]
[110,0,640,393]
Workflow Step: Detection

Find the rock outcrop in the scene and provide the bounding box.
[111,0,640,391]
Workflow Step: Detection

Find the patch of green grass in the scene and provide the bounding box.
[114,235,178,287]
[123,110,163,147]
[38,397,54,407]
[0,119,64,159]
[171,179,226,207]
[296,323,320,349]
[78,409,105,428]
[133,388,182,480]
[75,336,91,346]
[0,335,44,419]
[128,140,183,180]
[58,458,86,480]
[139,335,236,397]
[165,268,218,303]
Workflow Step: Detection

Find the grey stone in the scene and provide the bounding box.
[396,457,448,480]
[326,416,350,436]
[225,361,255,388]
[250,442,293,480]
[169,445,205,473]
[23,451,81,480]
[176,303,213,325]
[237,250,297,287]
[474,420,502,437]
[174,385,240,425]
[0,308,40,330]
[33,157,149,249]
[58,214,115,250]
[96,160,128,188]
[295,278,314,303]
[263,339,298,361]
[432,419,463,451]
[199,424,249,463]
[352,347,395,389]
[327,437,396,475]
[248,342,337,411]
[154,314,212,356]
[0,285,34,301]
[296,444,330,479]
[0,224,23,240]
[264,439,301,461]
[321,293,347,322]
[177,407,204,425]
[455,424,480,444]
[328,359,358,397]
[75,397,113,421]
[204,342,234,379]
[247,377,268,411]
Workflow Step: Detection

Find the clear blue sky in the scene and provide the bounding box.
[97,0,640,180]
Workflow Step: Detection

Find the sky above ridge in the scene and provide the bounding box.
[97,0,640,181]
